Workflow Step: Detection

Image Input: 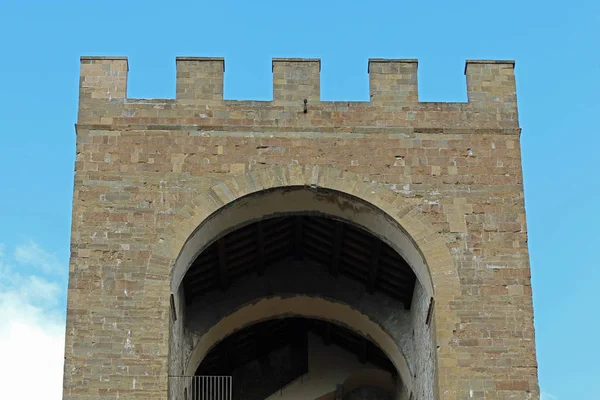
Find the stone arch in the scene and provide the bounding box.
[150,165,461,399]
[154,165,457,296]
[184,296,413,392]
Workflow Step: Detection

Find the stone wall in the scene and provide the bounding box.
[410,279,437,399]
[63,56,538,400]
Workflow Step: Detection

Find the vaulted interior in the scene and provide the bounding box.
[195,317,397,400]
[169,187,437,400]
[182,215,417,308]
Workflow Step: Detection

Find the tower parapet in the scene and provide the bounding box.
[77,56,519,131]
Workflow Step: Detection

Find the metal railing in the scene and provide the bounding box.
[172,376,232,400]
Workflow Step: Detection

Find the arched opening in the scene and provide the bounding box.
[182,215,416,308]
[195,317,397,400]
[169,187,438,400]
[170,187,434,297]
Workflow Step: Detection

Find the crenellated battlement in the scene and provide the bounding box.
[78,56,519,132]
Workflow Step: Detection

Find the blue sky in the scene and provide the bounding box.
[0,1,597,399]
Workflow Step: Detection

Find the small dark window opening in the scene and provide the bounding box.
[425,297,435,326]
[170,293,177,322]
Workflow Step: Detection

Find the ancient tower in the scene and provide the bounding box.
[64,56,539,400]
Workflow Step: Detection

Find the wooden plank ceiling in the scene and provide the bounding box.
[183,215,416,308]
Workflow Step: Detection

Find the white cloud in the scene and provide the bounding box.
[0,242,66,400]
[0,266,62,307]
[14,240,63,275]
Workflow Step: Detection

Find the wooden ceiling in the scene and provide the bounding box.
[183,215,416,308]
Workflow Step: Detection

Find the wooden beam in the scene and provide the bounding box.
[256,221,265,276]
[257,325,273,376]
[323,322,332,346]
[335,385,343,400]
[223,341,234,375]
[294,216,303,260]
[359,338,368,364]
[330,221,344,276]
[367,239,382,293]
[292,319,307,348]
[217,238,229,290]
[290,319,309,375]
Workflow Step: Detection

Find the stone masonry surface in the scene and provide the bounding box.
[64,56,538,400]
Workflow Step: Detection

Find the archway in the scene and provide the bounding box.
[182,214,416,309]
[170,212,432,399]
[195,317,397,400]
[174,212,424,389]
[160,165,460,400]
[169,186,433,297]
[184,294,418,388]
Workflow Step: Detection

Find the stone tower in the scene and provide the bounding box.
[64,56,539,400]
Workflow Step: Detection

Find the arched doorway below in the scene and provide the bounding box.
[195,317,399,400]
